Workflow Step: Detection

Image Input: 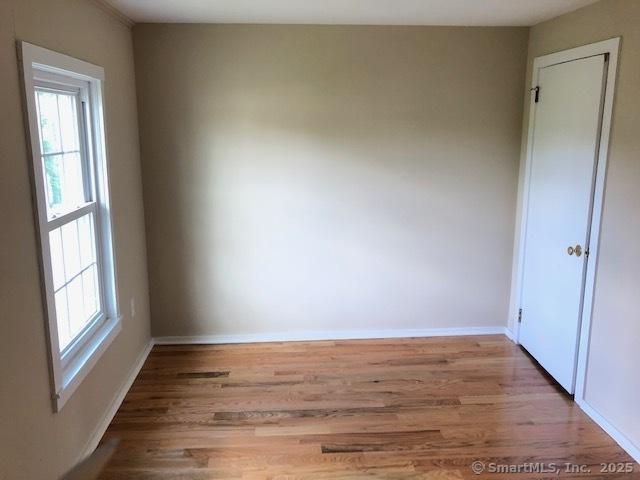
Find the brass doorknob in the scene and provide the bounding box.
[567,245,583,256]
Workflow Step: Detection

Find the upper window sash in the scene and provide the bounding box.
[34,77,97,224]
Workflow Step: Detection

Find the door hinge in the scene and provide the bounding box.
[518,308,523,323]
[531,86,540,103]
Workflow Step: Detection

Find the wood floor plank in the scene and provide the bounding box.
[98,336,639,479]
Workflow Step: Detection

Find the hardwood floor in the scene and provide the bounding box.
[98,335,638,479]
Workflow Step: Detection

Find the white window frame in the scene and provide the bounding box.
[18,41,121,412]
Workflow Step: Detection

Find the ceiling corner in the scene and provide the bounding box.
[89,0,135,28]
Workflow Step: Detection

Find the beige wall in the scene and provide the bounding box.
[133,24,528,338]
[521,0,640,451]
[0,0,150,479]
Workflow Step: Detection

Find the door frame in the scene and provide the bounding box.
[508,37,620,401]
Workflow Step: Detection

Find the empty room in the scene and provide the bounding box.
[1,0,639,478]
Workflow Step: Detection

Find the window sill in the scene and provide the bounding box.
[54,315,122,412]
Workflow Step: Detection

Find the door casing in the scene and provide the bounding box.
[508,37,620,403]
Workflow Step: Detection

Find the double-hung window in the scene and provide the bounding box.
[19,42,120,411]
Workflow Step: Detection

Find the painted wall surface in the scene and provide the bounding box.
[0,0,150,478]
[522,0,640,453]
[133,24,528,338]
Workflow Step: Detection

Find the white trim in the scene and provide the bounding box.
[23,42,104,81]
[508,38,620,382]
[503,327,516,342]
[572,38,620,403]
[56,317,122,410]
[79,339,153,460]
[17,40,121,411]
[154,326,509,345]
[576,398,640,464]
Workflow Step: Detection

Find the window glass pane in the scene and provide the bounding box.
[49,227,65,291]
[67,275,85,341]
[42,152,87,218]
[55,288,70,350]
[43,154,64,213]
[78,213,96,268]
[58,94,80,152]
[61,220,81,282]
[62,152,86,208]
[82,265,100,320]
[36,91,62,154]
[35,89,87,220]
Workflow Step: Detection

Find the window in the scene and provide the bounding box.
[19,42,120,411]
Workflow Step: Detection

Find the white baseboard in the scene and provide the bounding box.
[576,398,640,463]
[153,326,509,345]
[79,339,154,460]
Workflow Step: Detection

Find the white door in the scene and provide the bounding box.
[519,55,607,393]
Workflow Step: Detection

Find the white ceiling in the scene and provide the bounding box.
[105,0,599,26]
